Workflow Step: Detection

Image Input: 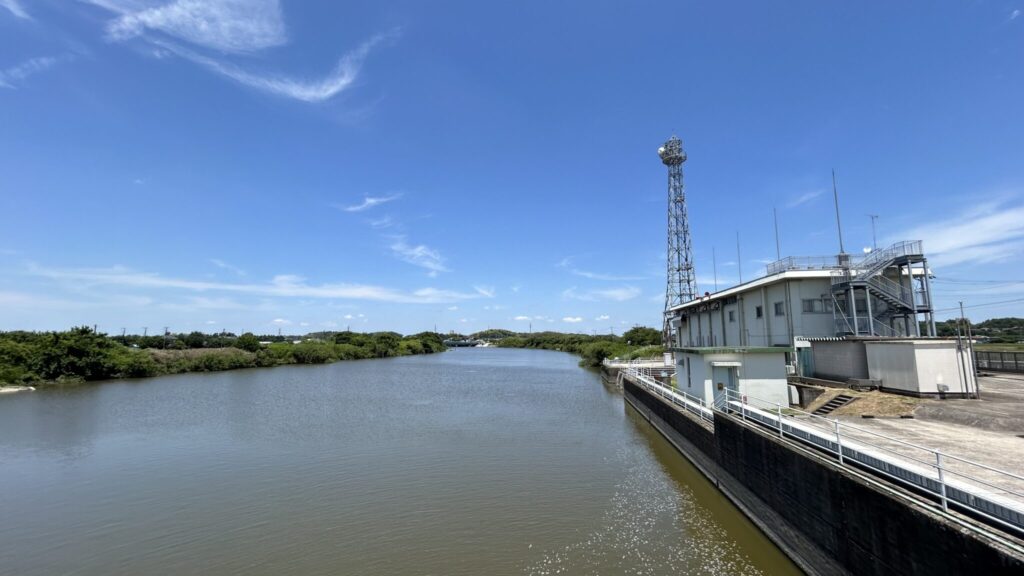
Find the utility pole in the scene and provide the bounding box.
[832,169,846,254]
[868,214,879,250]
[142,326,148,337]
[960,301,980,398]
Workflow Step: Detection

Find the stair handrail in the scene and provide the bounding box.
[854,240,923,280]
[868,274,914,308]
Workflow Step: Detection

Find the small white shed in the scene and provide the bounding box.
[864,340,976,397]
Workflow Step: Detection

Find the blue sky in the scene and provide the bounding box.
[2,1,1024,335]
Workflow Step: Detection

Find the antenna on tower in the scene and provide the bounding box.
[712,246,719,292]
[736,231,743,284]
[659,135,697,346]
[832,169,846,254]
[773,206,781,260]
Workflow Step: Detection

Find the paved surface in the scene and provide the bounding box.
[832,416,1024,505]
[914,372,1024,433]
[822,373,1024,510]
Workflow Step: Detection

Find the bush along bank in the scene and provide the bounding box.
[0,327,447,386]
[495,327,664,367]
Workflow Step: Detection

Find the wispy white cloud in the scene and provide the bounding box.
[0,55,68,89]
[88,1,396,103]
[570,269,646,281]
[595,314,610,321]
[154,33,390,103]
[96,0,287,53]
[341,194,401,212]
[562,286,641,302]
[513,315,531,321]
[447,305,458,311]
[473,285,496,298]
[1011,9,1021,21]
[389,237,448,275]
[562,316,583,323]
[557,254,645,281]
[209,258,246,276]
[0,0,29,19]
[368,215,395,229]
[27,263,489,304]
[787,189,823,208]
[897,199,1024,268]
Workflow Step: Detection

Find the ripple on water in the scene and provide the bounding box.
[524,444,767,576]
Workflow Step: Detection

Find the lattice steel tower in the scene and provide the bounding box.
[659,136,697,344]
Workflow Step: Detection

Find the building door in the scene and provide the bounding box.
[798,348,814,377]
[712,365,739,407]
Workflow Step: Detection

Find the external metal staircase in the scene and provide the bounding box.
[830,240,934,338]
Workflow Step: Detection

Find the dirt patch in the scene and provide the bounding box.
[831,391,919,417]
[802,387,920,417]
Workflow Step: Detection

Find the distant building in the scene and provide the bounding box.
[668,241,938,406]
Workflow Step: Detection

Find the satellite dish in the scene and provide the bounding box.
[657,146,667,157]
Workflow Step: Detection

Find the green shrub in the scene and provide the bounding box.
[291,342,334,364]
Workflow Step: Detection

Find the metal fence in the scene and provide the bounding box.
[716,388,1024,537]
[976,351,1024,373]
[623,369,1024,537]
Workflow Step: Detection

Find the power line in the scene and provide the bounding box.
[933,297,1024,313]
[932,278,1024,285]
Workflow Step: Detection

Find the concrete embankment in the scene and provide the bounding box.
[621,377,1024,576]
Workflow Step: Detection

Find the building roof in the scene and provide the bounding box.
[670,269,833,313]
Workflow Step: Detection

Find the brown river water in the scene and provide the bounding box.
[0,347,799,575]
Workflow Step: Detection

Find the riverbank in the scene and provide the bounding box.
[0,327,447,388]
[494,328,664,367]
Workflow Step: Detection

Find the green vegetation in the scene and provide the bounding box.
[0,327,447,386]
[935,317,1024,342]
[493,326,664,367]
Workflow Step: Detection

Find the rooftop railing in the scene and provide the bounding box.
[765,255,845,276]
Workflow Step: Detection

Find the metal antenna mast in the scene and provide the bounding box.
[659,136,697,345]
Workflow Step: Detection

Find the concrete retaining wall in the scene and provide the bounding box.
[623,378,1024,576]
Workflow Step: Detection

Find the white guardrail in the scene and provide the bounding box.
[619,362,712,425]
[618,364,1024,538]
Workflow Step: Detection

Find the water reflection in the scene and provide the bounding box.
[0,348,797,575]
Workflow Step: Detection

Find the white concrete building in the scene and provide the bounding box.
[668,240,938,405]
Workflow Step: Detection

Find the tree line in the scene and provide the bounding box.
[494,326,663,367]
[0,327,446,385]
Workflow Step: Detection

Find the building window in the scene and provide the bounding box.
[774,301,785,316]
[755,305,763,318]
[801,298,835,314]
[728,310,736,322]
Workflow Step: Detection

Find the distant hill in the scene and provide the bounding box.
[936,317,1023,342]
